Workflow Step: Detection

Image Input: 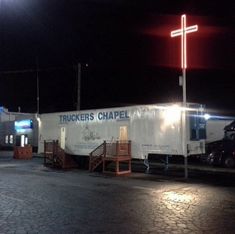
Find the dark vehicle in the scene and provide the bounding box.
[224,120,235,140]
[206,120,235,168]
[207,139,235,168]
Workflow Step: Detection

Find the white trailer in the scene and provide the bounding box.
[38,103,206,159]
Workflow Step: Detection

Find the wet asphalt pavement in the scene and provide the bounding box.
[0,154,235,234]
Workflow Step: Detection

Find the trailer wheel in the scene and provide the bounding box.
[224,157,235,168]
[207,153,215,165]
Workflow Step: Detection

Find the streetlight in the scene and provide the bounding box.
[76,63,88,111]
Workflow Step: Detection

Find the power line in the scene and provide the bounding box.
[0,65,76,75]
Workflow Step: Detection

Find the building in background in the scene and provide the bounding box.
[0,107,38,151]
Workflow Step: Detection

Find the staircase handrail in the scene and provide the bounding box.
[90,140,131,157]
[90,141,106,157]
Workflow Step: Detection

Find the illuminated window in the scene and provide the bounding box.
[9,135,14,144]
[25,136,28,145]
[5,135,9,144]
[21,135,25,147]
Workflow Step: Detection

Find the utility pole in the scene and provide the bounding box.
[76,63,81,110]
[171,14,198,179]
[36,58,40,114]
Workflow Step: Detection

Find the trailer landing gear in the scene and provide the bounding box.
[144,156,150,173]
[144,155,171,174]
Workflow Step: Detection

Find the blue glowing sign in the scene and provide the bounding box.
[15,119,33,133]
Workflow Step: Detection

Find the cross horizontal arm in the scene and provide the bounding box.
[171,25,198,37]
[171,29,183,37]
[185,25,198,33]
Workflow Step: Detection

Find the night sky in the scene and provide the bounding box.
[0,0,234,115]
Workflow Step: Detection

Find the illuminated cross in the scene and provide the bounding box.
[171,14,198,69]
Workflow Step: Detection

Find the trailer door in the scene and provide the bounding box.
[60,127,66,149]
[119,126,128,141]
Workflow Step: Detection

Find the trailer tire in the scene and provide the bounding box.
[224,157,235,168]
[207,153,215,165]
